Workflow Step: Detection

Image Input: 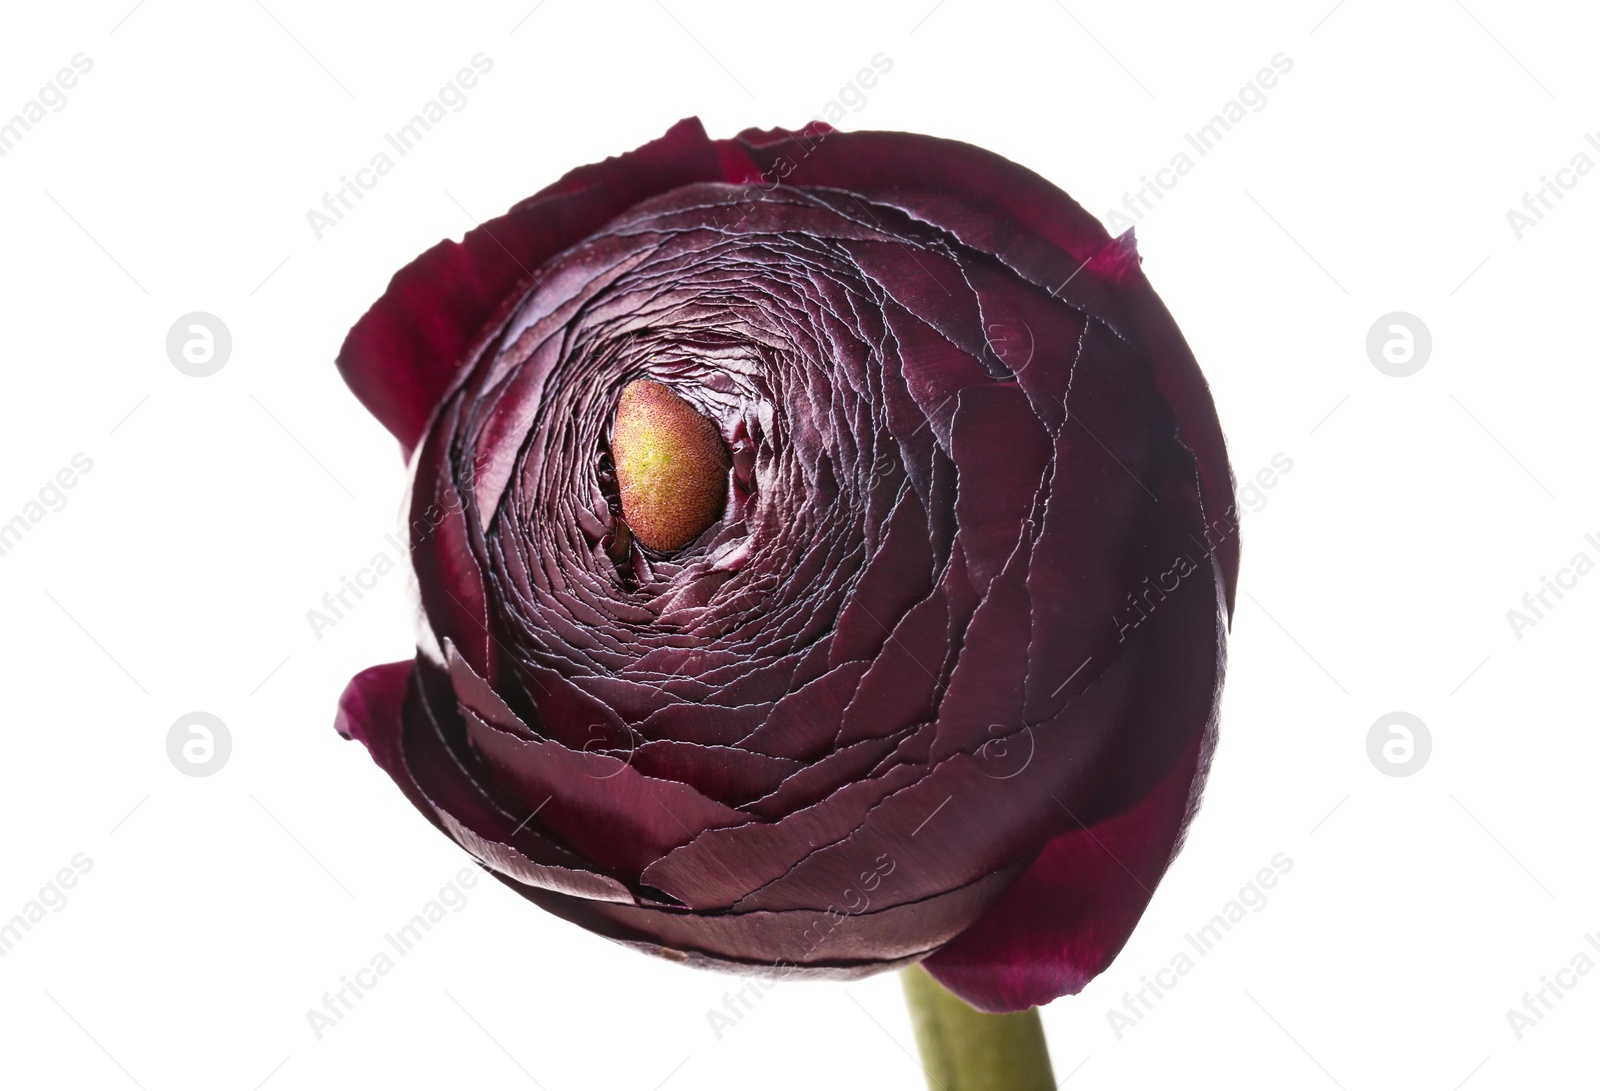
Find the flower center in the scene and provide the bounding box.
[610,379,730,552]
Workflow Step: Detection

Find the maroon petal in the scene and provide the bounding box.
[334,660,435,818]
[498,852,1027,973]
[1120,264,1240,614]
[337,118,765,459]
[338,658,638,903]
[949,384,1052,592]
[407,393,493,677]
[732,127,1116,300]
[731,124,1237,612]
[921,724,1213,1013]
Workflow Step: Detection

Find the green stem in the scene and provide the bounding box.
[900,964,1055,1091]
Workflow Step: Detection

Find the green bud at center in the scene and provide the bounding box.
[611,379,730,553]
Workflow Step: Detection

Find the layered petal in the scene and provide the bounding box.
[333,118,1239,1013]
[920,723,1215,1012]
[337,118,766,459]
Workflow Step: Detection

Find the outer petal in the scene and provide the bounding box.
[334,660,427,812]
[483,857,1028,977]
[336,658,636,903]
[336,118,766,459]
[920,650,1220,1013]
[729,124,1239,612]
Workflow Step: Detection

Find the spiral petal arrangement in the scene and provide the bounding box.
[335,118,1238,1013]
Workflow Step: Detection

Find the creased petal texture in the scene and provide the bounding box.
[334,119,1239,1011]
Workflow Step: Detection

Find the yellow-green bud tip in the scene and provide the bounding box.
[611,380,730,553]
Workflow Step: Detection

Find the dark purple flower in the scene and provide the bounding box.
[334,117,1239,1013]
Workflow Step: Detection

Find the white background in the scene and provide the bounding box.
[1,1,1595,1088]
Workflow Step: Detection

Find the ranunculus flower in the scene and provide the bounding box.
[333,117,1238,1014]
